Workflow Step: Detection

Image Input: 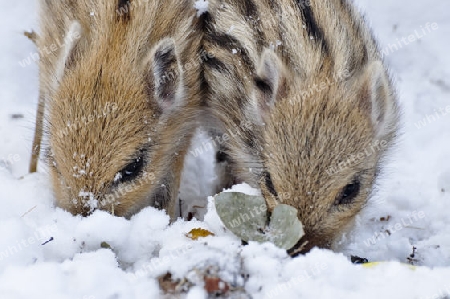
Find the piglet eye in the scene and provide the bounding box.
[116,155,145,184]
[255,77,272,94]
[335,179,360,205]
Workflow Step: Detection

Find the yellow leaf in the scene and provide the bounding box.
[361,262,416,270]
[186,228,214,240]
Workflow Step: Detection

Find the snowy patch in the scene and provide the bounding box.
[78,191,97,211]
[194,0,208,17]
[114,172,123,183]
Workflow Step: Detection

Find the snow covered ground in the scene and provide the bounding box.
[1,0,450,298]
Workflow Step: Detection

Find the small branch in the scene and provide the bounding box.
[21,205,37,218]
[24,30,37,44]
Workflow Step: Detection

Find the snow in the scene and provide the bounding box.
[194,0,208,17]
[1,0,450,298]
[114,172,123,183]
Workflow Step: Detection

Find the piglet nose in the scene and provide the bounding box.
[287,234,312,256]
[77,190,99,214]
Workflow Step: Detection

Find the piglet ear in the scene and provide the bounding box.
[254,49,283,115]
[149,38,184,112]
[249,49,287,125]
[359,61,399,138]
[54,21,82,86]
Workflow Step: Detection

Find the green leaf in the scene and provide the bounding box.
[214,191,304,249]
[268,204,305,249]
[100,241,112,249]
[214,192,268,243]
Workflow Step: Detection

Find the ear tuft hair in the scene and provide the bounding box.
[150,38,184,112]
[361,61,398,138]
[253,49,283,119]
[54,21,82,87]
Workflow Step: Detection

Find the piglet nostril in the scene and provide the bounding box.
[216,151,228,163]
